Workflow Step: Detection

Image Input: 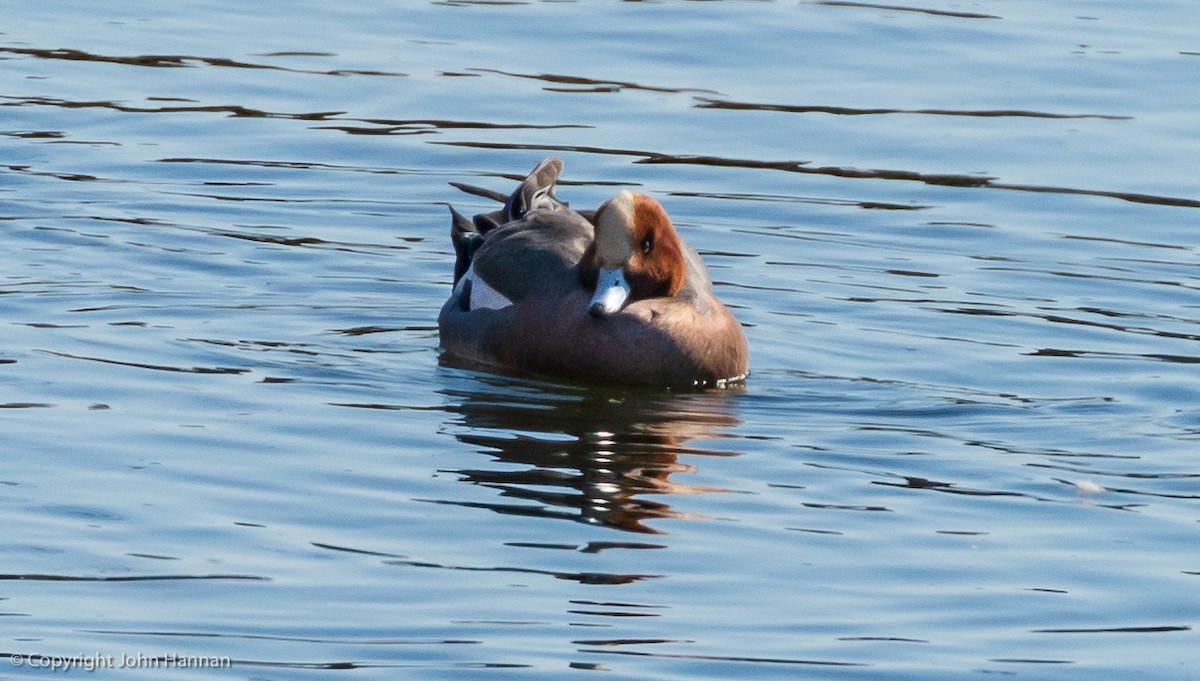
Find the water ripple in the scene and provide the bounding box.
[695,96,1131,120]
[0,573,267,582]
[468,67,722,95]
[386,558,659,586]
[3,2,1198,678]
[0,45,406,77]
[808,1,1001,19]
[434,141,1200,208]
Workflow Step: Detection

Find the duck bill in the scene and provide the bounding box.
[588,267,630,317]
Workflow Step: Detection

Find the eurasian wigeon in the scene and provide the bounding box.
[438,158,748,388]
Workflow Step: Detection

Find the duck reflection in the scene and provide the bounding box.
[436,370,743,534]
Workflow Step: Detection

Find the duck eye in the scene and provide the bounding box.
[640,234,653,254]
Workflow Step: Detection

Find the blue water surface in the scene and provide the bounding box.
[2,1,1199,679]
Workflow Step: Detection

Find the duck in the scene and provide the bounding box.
[438,158,748,388]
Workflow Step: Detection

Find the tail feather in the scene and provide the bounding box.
[445,158,569,286]
[449,206,481,285]
[449,181,508,203]
[503,157,565,222]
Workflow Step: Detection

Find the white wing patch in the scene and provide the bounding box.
[454,262,513,311]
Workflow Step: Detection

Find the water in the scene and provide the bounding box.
[2,1,1199,678]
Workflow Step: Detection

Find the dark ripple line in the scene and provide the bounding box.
[335,326,405,336]
[506,541,667,553]
[329,402,446,411]
[1099,485,1200,500]
[580,648,868,667]
[1039,466,1200,481]
[82,628,477,645]
[157,157,416,175]
[801,502,892,512]
[204,228,406,254]
[571,599,667,609]
[41,350,250,375]
[435,0,533,6]
[990,658,1074,664]
[1062,234,1190,251]
[0,45,406,77]
[315,119,592,136]
[695,97,1129,120]
[0,573,267,582]
[808,462,1037,500]
[670,190,929,211]
[569,609,661,618]
[988,180,1200,209]
[1,95,345,121]
[809,1,1001,19]
[942,306,1200,343]
[1032,625,1190,634]
[3,162,105,183]
[839,636,929,643]
[228,659,529,670]
[575,638,687,647]
[254,51,337,57]
[873,476,1025,498]
[984,266,1200,292]
[1028,348,1200,364]
[432,141,1200,209]
[468,68,721,95]
[310,542,408,559]
[385,559,659,585]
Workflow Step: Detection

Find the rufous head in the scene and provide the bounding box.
[582,191,685,317]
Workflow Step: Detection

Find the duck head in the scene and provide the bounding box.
[581,191,686,317]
